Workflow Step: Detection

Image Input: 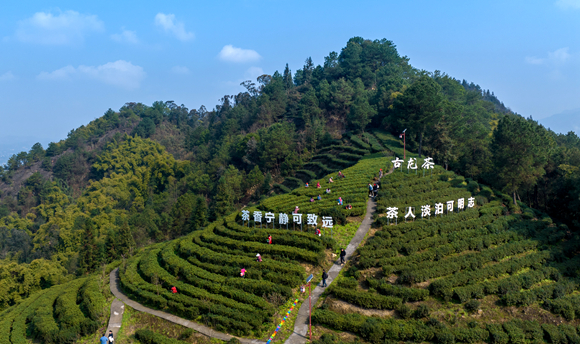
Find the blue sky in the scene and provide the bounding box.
[1,0,579,155]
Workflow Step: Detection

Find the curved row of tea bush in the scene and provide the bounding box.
[313,308,580,344]
[0,276,105,344]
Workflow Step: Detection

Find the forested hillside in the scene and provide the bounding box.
[0,37,578,306]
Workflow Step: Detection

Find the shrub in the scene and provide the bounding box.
[398,304,413,319]
[414,305,430,319]
[453,327,489,343]
[487,324,509,344]
[336,277,358,289]
[329,285,402,310]
[502,322,525,344]
[542,323,565,344]
[360,318,384,344]
[559,324,580,344]
[135,329,190,344]
[435,330,456,344]
[320,207,347,225]
[464,300,480,313]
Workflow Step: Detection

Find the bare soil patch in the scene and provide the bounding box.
[327,296,395,318]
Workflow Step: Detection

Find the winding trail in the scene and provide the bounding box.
[106,299,124,338]
[108,166,391,344]
[109,268,264,344]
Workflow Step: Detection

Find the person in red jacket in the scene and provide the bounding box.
[268,235,272,244]
[171,286,177,294]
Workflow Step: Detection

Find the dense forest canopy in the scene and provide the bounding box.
[0,37,578,301]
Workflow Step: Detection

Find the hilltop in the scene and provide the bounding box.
[0,36,578,326]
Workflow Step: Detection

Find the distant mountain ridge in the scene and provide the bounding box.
[539,109,580,135]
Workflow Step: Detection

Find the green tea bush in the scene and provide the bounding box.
[135,329,190,344]
[542,323,566,344]
[464,299,480,313]
[487,324,510,344]
[329,285,402,310]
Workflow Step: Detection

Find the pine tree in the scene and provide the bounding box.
[189,196,208,232]
[283,63,293,90]
[392,75,443,157]
[118,221,135,257]
[78,219,97,275]
[261,172,272,195]
[491,116,550,204]
[347,79,375,133]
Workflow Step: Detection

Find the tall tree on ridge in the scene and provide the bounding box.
[491,116,551,205]
[392,75,443,157]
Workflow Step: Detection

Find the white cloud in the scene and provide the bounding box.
[171,66,190,75]
[154,13,194,41]
[556,0,580,9]
[218,45,261,63]
[15,10,104,45]
[525,47,571,66]
[0,71,16,81]
[111,28,139,44]
[222,67,265,90]
[525,56,544,65]
[38,65,76,80]
[548,47,571,64]
[245,67,264,80]
[38,60,145,90]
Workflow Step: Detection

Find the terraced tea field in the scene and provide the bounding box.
[312,160,580,343]
[263,157,390,218]
[118,156,391,339]
[0,277,106,344]
[279,132,390,191]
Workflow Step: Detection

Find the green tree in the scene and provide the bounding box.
[424,101,462,170]
[259,123,295,172]
[118,221,135,256]
[491,116,551,204]
[78,218,98,274]
[282,63,293,90]
[392,75,443,157]
[299,87,322,129]
[245,165,264,191]
[189,195,208,231]
[169,193,196,237]
[213,165,243,218]
[28,143,45,162]
[347,79,375,132]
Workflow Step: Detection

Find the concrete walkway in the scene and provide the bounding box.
[106,298,125,338]
[284,197,377,344]
[284,166,391,344]
[109,268,264,344]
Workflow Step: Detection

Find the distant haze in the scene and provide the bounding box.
[538,109,580,136]
[0,136,53,166]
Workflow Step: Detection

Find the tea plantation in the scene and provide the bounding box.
[278,131,390,191]
[312,155,580,343]
[263,157,390,219]
[0,277,106,344]
[118,155,391,338]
